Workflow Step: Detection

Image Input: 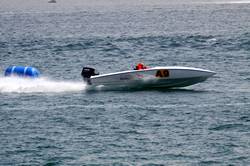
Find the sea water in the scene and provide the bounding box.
[0,0,250,165]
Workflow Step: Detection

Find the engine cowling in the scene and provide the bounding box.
[81,67,99,84]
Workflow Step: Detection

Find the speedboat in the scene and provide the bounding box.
[3,65,215,90]
[81,64,216,90]
[48,0,56,3]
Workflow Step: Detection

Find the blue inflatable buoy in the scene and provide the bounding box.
[4,66,40,78]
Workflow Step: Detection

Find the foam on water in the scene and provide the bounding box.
[0,76,86,93]
[210,0,250,4]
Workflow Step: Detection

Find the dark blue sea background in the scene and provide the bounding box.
[0,0,250,165]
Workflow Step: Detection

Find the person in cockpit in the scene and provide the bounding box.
[134,63,147,70]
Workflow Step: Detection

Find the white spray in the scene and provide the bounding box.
[0,76,86,93]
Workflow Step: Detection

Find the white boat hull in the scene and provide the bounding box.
[87,66,215,90]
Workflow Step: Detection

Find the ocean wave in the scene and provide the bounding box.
[2,33,250,54]
[209,123,248,131]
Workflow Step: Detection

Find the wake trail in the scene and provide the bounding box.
[0,77,86,93]
[206,0,250,4]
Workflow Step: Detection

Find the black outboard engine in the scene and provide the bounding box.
[81,67,99,85]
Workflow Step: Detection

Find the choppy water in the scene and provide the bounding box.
[0,0,250,165]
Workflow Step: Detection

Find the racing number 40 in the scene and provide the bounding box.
[155,69,169,78]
